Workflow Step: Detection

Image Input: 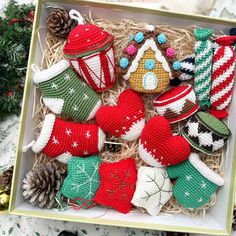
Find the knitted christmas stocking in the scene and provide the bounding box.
[139,116,191,167]
[31,114,105,163]
[210,35,236,119]
[194,28,214,108]
[167,153,224,209]
[33,59,101,121]
[96,89,145,141]
[57,156,100,207]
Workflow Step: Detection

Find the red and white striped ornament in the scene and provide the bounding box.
[210,35,236,119]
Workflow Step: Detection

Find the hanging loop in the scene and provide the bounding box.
[69,9,84,25]
[31,64,41,73]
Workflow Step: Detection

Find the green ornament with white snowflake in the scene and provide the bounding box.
[33,59,101,121]
[57,155,100,207]
[166,153,224,209]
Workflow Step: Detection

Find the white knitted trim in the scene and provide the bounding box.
[32,114,56,153]
[189,153,224,186]
[55,152,72,164]
[98,128,105,152]
[121,119,145,141]
[33,60,70,84]
[86,100,101,121]
[138,141,163,167]
[43,98,64,114]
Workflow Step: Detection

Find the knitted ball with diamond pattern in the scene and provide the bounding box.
[181,111,230,154]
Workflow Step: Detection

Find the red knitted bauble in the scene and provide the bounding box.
[139,116,191,167]
[96,89,145,141]
[94,158,137,214]
[31,114,105,163]
[64,24,116,92]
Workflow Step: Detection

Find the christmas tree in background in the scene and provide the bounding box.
[0,0,34,117]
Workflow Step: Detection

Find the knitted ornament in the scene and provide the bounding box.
[194,28,214,108]
[94,158,137,214]
[181,111,230,154]
[96,89,145,141]
[180,54,195,81]
[118,25,181,93]
[209,35,236,119]
[167,153,224,209]
[63,10,115,92]
[31,114,105,163]
[139,116,191,167]
[57,156,100,207]
[33,60,101,121]
[153,85,199,123]
[131,167,172,216]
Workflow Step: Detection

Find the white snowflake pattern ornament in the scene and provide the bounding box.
[131,166,172,216]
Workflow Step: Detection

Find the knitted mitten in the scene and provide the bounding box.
[57,156,100,207]
[181,111,230,154]
[180,54,195,81]
[194,28,214,108]
[33,60,101,121]
[31,114,105,162]
[96,89,145,141]
[131,166,172,216]
[153,85,199,123]
[210,35,236,119]
[139,116,191,167]
[94,158,137,214]
[167,153,224,209]
[64,11,115,92]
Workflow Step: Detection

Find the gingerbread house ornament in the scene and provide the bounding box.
[118,25,181,94]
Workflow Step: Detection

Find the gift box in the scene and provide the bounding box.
[9,1,236,235]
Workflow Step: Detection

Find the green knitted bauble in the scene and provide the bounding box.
[33,60,101,121]
[57,156,100,207]
[194,28,213,108]
[167,153,224,209]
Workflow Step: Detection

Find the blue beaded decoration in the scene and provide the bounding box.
[120,57,129,69]
[144,59,155,70]
[157,33,167,44]
[134,32,144,43]
[172,61,181,71]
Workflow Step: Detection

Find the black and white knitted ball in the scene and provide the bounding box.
[180,54,195,81]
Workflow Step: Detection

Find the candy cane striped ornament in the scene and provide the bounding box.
[194,28,214,108]
[209,35,236,119]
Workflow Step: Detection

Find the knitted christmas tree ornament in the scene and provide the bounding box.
[167,153,224,209]
[153,85,199,123]
[63,10,115,92]
[210,35,236,119]
[139,116,191,167]
[180,54,195,81]
[131,166,172,216]
[94,158,137,214]
[118,25,181,93]
[57,156,100,207]
[96,89,145,141]
[194,28,214,108]
[31,114,105,163]
[181,112,230,154]
[33,60,101,121]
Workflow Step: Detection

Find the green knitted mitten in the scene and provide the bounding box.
[57,155,100,207]
[33,60,101,121]
[167,153,224,209]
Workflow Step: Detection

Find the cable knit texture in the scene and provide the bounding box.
[167,153,224,209]
[33,59,101,121]
[94,158,137,214]
[194,28,213,108]
[96,89,145,141]
[32,114,105,158]
[138,116,191,167]
[154,85,199,123]
[210,35,236,119]
[181,111,230,154]
[64,24,116,92]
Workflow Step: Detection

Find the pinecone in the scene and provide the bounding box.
[22,160,67,209]
[0,166,14,193]
[47,9,76,39]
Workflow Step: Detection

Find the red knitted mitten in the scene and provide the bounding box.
[96,89,145,141]
[94,158,137,214]
[31,114,105,163]
[139,116,191,167]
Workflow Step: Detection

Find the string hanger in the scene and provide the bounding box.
[69,9,85,25]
